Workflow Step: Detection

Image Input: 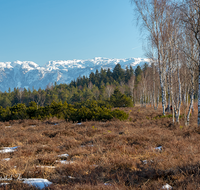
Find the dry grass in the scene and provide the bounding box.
[0,105,199,189]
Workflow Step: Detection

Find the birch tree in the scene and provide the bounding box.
[132,0,174,115]
[179,0,200,126]
[128,75,135,103]
[180,28,198,125]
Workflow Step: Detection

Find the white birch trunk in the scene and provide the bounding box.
[176,64,181,123]
[161,79,165,115]
[140,93,142,107]
[187,71,194,126]
[159,67,165,115]
[167,72,170,112]
[170,61,175,123]
[186,91,188,107]
[153,63,156,109]
[156,89,159,110]
[198,48,200,126]
[144,89,146,108]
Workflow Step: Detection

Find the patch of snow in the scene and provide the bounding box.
[142,160,147,164]
[142,160,153,164]
[23,178,52,189]
[68,176,76,179]
[161,183,173,189]
[0,146,18,153]
[56,160,73,164]
[90,164,98,167]
[155,146,162,151]
[104,183,112,186]
[81,144,94,147]
[58,153,69,158]
[2,158,10,161]
[5,126,11,128]
[0,183,9,186]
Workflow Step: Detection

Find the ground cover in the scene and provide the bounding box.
[0,105,199,189]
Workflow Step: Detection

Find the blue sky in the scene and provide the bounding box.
[0,0,145,66]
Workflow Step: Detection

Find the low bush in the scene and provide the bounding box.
[111,109,129,121]
[0,100,129,122]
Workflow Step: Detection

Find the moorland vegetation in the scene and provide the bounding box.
[0,105,199,189]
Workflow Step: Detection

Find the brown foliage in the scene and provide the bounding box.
[0,105,199,189]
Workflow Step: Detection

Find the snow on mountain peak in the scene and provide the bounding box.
[0,57,150,92]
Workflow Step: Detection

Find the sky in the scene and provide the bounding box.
[0,0,145,66]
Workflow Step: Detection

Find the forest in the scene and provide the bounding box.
[0,63,136,108]
[0,63,142,122]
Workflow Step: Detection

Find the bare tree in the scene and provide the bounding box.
[179,0,200,126]
[132,0,174,115]
[105,84,114,99]
[180,27,198,125]
[128,75,135,102]
[18,87,23,103]
[88,81,93,90]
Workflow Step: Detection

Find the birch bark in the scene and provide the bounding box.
[198,48,200,126]
[187,70,194,125]
[176,59,182,123]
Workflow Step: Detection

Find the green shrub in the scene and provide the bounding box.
[26,101,38,119]
[110,88,133,107]
[64,102,128,122]
[10,103,28,120]
[0,99,129,122]
[111,109,129,121]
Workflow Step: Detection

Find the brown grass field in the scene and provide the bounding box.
[0,104,200,189]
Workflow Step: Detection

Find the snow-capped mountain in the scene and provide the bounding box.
[0,57,149,92]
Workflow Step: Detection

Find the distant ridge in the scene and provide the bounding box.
[0,57,149,92]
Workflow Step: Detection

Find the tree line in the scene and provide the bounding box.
[0,63,138,108]
[0,63,141,122]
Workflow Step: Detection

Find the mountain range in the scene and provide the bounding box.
[0,57,149,92]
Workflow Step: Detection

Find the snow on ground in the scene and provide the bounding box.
[162,183,173,189]
[155,146,162,151]
[0,146,18,153]
[68,176,76,179]
[56,160,73,164]
[2,158,11,161]
[0,183,9,186]
[58,153,69,157]
[23,178,52,189]
[104,183,112,186]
